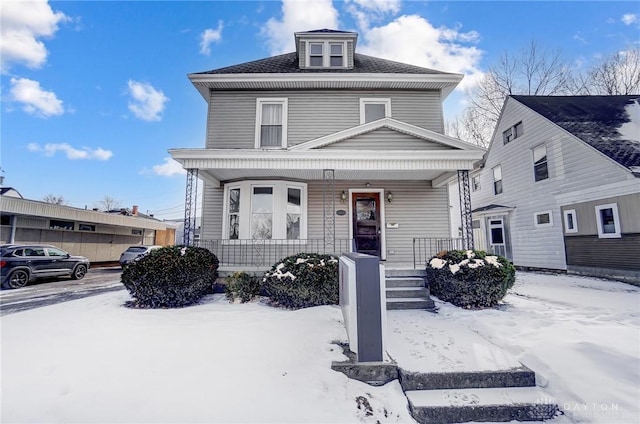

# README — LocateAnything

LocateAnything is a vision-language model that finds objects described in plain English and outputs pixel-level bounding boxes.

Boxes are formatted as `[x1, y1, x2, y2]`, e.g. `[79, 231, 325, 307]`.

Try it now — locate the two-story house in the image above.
[470, 95, 640, 284]
[169, 29, 485, 270]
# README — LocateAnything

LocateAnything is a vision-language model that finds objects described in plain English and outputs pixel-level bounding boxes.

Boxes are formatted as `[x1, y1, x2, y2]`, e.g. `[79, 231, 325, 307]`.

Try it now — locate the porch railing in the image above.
[197, 238, 353, 267]
[413, 237, 464, 268]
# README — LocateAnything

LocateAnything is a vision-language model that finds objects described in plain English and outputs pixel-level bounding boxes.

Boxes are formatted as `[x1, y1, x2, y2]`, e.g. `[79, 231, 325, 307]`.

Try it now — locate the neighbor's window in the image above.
[533, 144, 549, 182]
[534, 211, 553, 228]
[360, 98, 391, 124]
[131, 229, 143, 236]
[78, 223, 96, 232]
[492, 165, 503, 195]
[228, 188, 240, 239]
[50, 219, 74, 230]
[224, 181, 307, 241]
[472, 175, 481, 192]
[255, 98, 288, 148]
[563, 209, 578, 233]
[503, 121, 523, 144]
[595, 203, 621, 238]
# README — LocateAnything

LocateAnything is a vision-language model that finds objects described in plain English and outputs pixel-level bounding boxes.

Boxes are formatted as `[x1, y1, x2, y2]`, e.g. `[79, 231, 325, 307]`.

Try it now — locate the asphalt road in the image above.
[0, 267, 124, 317]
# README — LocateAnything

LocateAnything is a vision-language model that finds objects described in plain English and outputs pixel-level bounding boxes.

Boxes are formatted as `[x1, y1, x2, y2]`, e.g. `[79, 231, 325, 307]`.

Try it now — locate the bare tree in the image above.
[95, 196, 121, 212]
[43, 194, 68, 205]
[585, 48, 640, 95]
[451, 41, 576, 146]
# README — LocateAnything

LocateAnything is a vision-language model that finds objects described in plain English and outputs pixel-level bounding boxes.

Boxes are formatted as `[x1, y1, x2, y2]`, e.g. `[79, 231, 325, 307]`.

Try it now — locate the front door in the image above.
[352, 192, 381, 257]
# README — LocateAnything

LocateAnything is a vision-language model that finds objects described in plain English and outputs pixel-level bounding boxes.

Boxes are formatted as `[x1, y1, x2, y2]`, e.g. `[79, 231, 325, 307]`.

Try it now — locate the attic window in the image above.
[309, 43, 323, 67]
[503, 121, 523, 144]
[306, 41, 346, 68]
[360, 98, 391, 124]
[329, 43, 343, 66]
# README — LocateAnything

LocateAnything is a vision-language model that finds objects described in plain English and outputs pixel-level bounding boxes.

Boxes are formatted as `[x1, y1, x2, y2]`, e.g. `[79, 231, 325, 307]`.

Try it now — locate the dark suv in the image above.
[0, 244, 90, 289]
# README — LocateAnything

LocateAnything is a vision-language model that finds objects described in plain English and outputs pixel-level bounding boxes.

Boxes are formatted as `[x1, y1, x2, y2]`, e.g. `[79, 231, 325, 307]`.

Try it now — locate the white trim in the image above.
[221, 180, 307, 241]
[554, 179, 640, 206]
[359, 98, 391, 124]
[289, 117, 485, 152]
[595, 203, 621, 238]
[254, 98, 288, 149]
[534, 210, 553, 228]
[563, 209, 578, 233]
[348, 188, 387, 260]
[304, 40, 347, 68]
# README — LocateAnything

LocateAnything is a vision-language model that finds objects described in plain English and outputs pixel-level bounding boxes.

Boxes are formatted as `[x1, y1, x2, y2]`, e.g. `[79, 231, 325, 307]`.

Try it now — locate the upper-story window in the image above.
[360, 98, 391, 124]
[533, 143, 549, 182]
[492, 165, 503, 195]
[503, 121, 523, 144]
[255, 98, 288, 148]
[472, 175, 481, 192]
[306, 41, 347, 68]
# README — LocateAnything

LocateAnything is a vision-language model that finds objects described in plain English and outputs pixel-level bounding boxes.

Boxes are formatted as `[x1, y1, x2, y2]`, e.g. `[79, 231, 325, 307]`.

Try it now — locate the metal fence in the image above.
[413, 237, 464, 268]
[197, 238, 353, 267]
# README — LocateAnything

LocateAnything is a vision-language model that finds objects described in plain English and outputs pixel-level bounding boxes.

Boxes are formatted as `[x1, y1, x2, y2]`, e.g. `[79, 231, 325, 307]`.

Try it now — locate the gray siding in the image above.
[561, 193, 640, 236]
[565, 234, 640, 271]
[470, 97, 637, 270]
[200, 182, 224, 240]
[322, 128, 454, 150]
[207, 90, 444, 149]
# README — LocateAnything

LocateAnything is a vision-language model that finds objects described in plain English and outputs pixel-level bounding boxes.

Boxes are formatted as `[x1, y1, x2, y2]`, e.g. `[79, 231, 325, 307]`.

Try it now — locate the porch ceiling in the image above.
[169, 148, 483, 186]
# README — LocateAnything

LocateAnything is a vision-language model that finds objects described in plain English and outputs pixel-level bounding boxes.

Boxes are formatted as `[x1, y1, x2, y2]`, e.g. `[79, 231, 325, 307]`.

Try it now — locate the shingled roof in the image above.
[194, 52, 448, 75]
[512, 95, 640, 172]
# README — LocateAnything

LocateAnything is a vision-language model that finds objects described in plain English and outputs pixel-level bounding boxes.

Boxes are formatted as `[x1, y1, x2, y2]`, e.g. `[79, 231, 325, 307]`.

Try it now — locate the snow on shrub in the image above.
[425, 249, 515, 308]
[262, 253, 339, 309]
[121, 246, 219, 308]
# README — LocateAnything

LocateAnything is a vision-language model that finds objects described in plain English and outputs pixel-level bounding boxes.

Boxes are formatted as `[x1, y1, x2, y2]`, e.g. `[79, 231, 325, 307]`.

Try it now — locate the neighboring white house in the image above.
[470, 95, 640, 284]
[1, 189, 176, 262]
[169, 29, 485, 269]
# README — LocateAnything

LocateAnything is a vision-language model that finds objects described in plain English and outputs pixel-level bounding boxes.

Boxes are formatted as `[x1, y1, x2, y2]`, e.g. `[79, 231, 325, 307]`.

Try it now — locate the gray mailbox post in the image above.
[339, 252, 386, 362]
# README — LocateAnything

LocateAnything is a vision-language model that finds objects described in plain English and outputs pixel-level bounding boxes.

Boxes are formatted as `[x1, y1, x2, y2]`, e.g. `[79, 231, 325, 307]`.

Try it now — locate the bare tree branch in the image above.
[43, 194, 67, 205]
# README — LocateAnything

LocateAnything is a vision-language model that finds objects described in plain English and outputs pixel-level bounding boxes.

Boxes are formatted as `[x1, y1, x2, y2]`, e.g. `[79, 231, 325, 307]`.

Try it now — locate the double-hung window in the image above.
[309, 43, 323, 66]
[533, 144, 549, 182]
[472, 175, 481, 192]
[329, 43, 343, 66]
[306, 41, 346, 68]
[223, 181, 307, 241]
[255, 98, 288, 148]
[595, 203, 621, 238]
[492, 165, 503, 195]
[360, 98, 391, 124]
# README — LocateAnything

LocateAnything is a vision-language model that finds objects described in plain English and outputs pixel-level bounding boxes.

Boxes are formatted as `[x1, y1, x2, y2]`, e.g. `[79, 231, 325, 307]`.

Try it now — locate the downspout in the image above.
[9, 215, 16, 244]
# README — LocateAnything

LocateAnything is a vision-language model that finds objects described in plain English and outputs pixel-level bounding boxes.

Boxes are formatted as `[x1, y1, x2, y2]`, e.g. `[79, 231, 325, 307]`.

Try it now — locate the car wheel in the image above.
[72, 264, 88, 280]
[5, 270, 29, 289]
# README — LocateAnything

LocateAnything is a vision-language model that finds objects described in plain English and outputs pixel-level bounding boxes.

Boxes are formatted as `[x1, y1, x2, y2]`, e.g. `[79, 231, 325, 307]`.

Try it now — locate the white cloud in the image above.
[152, 157, 186, 177]
[126, 80, 169, 122]
[621, 13, 638, 25]
[358, 15, 484, 90]
[27, 143, 113, 160]
[346, 0, 400, 31]
[262, 0, 339, 54]
[200, 20, 224, 55]
[0, 0, 69, 73]
[9, 77, 64, 117]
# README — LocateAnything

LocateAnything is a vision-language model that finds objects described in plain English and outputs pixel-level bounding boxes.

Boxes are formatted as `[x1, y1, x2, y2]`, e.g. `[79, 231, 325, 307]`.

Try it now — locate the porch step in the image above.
[385, 268, 426, 278]
[386, 298, 435, 310]
[386, 276, 425, 288]
[406, 386, 558, 424]
[399, 367, 536, 391]
[386, 287, 429, 298]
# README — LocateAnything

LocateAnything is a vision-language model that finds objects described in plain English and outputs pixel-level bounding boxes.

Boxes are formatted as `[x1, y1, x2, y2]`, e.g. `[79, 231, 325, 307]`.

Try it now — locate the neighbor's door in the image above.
[352, 192, 381, 257]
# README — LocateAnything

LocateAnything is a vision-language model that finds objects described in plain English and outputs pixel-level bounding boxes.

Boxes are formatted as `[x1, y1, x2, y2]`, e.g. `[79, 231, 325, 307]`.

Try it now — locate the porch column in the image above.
[323, 169, 336, 252]
[457, 170, 474, 250]
[183, 168, 198, 246]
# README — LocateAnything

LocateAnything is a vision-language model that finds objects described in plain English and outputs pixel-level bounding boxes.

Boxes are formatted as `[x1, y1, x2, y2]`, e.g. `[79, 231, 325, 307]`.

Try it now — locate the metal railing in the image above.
[413, 237, 464, 268]
[197, 238, 353, 267]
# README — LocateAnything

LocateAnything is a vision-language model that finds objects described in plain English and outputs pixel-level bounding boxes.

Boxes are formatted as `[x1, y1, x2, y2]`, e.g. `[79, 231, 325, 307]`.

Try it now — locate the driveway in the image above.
[0, 267, 124, 316]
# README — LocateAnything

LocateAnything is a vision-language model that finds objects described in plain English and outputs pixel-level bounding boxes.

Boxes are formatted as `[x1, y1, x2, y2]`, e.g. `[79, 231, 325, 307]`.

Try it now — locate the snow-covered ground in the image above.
[1, 272, 638, 423]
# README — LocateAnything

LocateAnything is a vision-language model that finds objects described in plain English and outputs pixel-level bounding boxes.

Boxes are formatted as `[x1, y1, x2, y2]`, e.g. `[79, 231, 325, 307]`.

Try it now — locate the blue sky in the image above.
[1, 0, 638, 221]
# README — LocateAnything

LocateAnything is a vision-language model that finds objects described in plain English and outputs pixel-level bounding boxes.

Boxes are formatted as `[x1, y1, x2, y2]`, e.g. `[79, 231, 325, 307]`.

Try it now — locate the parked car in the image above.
[119, 245, 162, 267]
[0, 244, 90, 289]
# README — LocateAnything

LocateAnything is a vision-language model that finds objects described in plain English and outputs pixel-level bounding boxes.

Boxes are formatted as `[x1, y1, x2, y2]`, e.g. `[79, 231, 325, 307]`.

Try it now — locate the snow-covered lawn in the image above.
[1, 272, 638, 423]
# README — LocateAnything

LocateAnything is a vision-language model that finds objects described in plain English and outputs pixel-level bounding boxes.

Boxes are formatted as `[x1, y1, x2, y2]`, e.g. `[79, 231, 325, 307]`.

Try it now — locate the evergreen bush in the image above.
[425, 249, 515, 308]
[225, 271, 261, 303]
[262, 253, 339, 309]
[121, 246, 219, 308]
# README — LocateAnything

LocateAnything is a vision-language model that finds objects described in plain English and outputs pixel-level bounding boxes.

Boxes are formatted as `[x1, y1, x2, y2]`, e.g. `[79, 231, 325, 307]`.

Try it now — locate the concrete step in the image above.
[386, 287, 429, 298]
[399, 367, 536, 391]
[386, 297, 435, 310]
[385, 268, 426, 278]
[386, 276, 425, 288]
[406, 386, 559, 424]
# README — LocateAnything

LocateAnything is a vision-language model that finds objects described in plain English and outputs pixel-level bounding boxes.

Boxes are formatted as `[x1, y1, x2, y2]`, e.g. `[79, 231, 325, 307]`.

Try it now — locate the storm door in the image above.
[351, 192, 381, 257]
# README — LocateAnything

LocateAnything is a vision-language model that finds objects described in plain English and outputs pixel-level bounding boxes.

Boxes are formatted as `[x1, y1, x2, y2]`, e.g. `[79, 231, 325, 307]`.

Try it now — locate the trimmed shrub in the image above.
[425, 249, 515, 308]
[121, 246, 219, 308]
[225, 271, 261, 303]
[262, 253, 339, 309]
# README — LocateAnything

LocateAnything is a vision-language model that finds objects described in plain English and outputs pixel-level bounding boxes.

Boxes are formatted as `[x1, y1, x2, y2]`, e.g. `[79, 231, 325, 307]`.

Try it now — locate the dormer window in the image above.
[305, 41, 346, 68]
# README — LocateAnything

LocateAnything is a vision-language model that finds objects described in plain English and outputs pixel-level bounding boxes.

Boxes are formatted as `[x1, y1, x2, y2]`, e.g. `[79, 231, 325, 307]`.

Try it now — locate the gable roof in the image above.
[512, 95, 640, 172]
